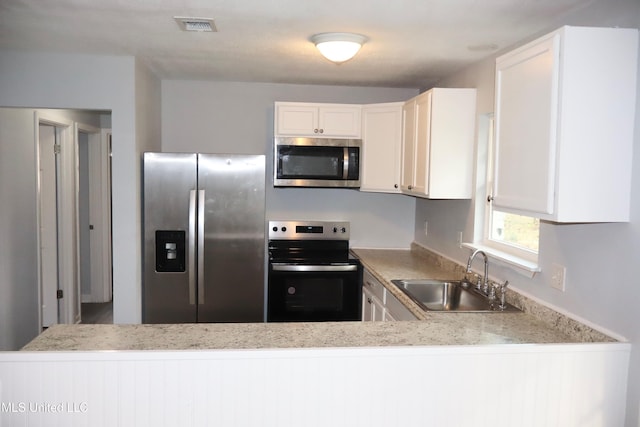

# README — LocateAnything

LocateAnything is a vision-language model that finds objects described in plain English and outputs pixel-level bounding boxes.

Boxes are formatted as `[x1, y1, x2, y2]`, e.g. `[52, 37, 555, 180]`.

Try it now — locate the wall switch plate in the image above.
[424, 221, 428, 237]
[551, 263, 566, 291]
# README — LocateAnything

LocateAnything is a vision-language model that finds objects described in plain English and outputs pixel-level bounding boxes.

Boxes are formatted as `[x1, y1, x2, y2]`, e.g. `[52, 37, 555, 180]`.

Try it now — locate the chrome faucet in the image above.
[466, 249, 489, 294]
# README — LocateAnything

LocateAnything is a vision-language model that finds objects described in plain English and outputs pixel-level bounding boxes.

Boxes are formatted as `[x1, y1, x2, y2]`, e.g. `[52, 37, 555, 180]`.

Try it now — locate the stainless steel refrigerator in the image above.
[142, 152, 266, 323]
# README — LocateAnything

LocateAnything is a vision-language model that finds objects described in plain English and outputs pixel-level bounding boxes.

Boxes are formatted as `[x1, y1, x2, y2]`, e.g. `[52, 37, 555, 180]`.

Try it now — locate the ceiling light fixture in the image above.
[310, 32, 368, 64]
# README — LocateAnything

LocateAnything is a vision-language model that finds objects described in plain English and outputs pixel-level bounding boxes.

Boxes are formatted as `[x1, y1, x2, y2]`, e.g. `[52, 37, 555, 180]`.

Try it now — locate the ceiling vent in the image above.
[174, 17, 217, 32]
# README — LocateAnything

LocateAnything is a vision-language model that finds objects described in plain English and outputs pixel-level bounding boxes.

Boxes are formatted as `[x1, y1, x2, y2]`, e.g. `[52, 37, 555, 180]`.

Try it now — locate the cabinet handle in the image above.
[319, 128, 324, 134]
[487, 195, 494, 203]
[314, 128, 319, 133]
[408, 185, 413, 190]
[367, 297, 372, 304]
[394, 184, 398, 189]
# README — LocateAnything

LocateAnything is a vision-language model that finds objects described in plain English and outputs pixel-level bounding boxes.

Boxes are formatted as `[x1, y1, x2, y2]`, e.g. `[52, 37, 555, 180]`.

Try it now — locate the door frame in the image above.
[36, 121, 61, 328]
[34, 111, 76, 326]
[100, 129, 113, 302]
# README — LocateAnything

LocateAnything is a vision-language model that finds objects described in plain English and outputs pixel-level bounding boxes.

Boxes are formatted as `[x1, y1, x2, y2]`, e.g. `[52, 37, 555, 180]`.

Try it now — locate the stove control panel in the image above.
[268, 220, 350, 240]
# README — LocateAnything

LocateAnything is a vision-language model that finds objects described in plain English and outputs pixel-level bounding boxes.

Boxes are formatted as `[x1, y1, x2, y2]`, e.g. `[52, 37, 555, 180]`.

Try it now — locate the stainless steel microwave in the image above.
[273, 137, 361, 188]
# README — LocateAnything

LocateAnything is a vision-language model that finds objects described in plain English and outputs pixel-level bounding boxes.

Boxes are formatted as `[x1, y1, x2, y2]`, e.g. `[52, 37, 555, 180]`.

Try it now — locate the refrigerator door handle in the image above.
[197, 189, 206, 305]
[188, 190, 197, 305]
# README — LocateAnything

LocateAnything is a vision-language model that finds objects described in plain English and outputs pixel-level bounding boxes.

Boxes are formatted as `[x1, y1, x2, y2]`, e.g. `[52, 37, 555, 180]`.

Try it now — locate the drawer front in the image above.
[363, 270, 385, 301]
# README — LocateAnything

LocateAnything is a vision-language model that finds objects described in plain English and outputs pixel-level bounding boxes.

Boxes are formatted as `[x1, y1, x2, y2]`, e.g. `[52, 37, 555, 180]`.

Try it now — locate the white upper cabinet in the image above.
[401, 88, 477, 199]
[360, 102, 404, 193]
[493, 26, 638, 222]
[274, 102, 362, 138]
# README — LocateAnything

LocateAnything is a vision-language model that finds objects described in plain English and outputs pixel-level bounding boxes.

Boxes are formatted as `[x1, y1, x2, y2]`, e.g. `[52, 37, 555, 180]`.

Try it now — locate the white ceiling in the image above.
[0, 0, 594, 88]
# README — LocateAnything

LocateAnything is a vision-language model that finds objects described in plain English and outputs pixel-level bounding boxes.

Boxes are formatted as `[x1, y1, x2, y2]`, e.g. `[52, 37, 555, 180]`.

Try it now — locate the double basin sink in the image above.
[390, 279, 520, 313]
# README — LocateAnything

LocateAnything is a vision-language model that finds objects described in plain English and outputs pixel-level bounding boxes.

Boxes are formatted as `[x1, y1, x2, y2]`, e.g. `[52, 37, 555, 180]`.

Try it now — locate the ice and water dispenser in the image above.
[155, 230, 186, 272]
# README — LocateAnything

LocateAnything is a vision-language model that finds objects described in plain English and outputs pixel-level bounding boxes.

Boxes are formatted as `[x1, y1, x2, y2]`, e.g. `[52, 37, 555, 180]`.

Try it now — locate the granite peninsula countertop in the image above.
[25, 313, 580, 351]
[22, 245, 615, 352]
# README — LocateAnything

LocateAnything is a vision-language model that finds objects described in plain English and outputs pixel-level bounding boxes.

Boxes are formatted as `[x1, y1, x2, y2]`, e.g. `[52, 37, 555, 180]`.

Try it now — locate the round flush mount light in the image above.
[310, 32, 368, 64]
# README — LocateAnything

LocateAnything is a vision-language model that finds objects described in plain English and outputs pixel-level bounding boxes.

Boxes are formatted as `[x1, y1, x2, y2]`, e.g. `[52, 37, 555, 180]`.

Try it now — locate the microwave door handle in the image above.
[343, 147, 349, 179]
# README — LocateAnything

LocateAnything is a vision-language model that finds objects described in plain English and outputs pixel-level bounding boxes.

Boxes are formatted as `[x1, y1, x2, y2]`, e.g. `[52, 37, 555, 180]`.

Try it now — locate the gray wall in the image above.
[414, 0, 640, 425]
[0, 51, 162, 332]
[161, 81, 418, 248]
[0, 108, 103, 349]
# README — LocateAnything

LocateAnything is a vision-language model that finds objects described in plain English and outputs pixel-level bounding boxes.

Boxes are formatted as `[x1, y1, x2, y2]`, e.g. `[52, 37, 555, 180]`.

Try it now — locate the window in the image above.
[481, 115, 539, 263]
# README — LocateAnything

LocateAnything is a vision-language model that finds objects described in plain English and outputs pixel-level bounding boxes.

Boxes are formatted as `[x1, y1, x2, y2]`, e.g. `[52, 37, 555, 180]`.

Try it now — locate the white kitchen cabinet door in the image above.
[318, 105, 362, 137]
[274, 102, 362, 138]
[383, 310, 396, 321]
[360, 102, 404, 193]
[362, 269, 417, 321]
[362, 270, 385, 321]
[384, 290, 417, 321]
[493, 33, 559, 215]
[362, 287, 384, 321]
[493, 26, 638, 222]
[401, 88, 476, 199]
[275, 104, 317, 136]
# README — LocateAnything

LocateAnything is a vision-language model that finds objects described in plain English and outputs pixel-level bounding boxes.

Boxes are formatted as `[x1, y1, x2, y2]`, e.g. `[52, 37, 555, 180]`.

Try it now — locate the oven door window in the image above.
[277, 146, 345, 180]
[268, 268, 362, 322]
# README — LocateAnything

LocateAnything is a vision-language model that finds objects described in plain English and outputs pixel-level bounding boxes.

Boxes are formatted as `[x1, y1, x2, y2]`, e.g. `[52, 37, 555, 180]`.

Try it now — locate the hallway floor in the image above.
[81, 301, 113, 324]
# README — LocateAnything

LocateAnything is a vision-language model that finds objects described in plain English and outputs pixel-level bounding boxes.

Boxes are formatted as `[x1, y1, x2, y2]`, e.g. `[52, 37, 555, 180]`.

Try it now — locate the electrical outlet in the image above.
[457, 231, 463, 248]
[424, 221, 428, 237]
[551, 263, 566, 291]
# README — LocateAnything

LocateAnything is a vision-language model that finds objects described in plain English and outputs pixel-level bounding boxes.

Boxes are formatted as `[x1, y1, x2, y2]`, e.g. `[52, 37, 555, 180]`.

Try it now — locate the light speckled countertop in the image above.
[22, 245, 614, 352]
[24, 313, 577, 351]
[353, 245, 615, 343]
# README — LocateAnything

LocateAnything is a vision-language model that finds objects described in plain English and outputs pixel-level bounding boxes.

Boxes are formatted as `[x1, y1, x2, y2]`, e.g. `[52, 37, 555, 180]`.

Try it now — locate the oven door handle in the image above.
[271, 263, 359, 272]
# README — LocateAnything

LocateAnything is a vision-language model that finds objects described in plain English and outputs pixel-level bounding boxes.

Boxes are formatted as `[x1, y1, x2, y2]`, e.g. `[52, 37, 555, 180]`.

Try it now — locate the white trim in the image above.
[34, 114, 44, 330]
[34, 112, 76, 328]
[58, 121, 78, 324]
[479, 114, 540, 264]
[100, 129, 113, 302]
[462, 242, 540, 278]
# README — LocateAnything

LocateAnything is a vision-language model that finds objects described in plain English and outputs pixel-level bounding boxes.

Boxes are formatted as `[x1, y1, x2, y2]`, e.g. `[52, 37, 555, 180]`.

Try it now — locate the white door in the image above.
[38, 124, 60, 327]
[37, 113, 79, 325]
[78, 125, 112, 304]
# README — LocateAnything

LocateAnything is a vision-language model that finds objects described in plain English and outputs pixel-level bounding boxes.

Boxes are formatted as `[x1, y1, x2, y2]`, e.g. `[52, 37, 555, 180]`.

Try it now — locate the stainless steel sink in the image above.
[390, 279, 520, 312]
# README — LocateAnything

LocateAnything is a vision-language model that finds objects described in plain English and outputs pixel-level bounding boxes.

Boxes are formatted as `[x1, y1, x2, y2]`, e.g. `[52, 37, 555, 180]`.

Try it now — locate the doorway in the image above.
[36, 111, 113, 327]
[78, 125, 113, 323]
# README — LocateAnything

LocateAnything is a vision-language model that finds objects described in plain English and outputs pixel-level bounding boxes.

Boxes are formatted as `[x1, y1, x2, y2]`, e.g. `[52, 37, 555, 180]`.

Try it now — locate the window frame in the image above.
[481, 115, 539, 264]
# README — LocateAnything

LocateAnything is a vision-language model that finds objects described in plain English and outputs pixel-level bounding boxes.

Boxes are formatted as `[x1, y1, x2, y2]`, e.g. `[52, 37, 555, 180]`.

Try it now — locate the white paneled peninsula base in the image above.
[6, 246, 629, 427]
